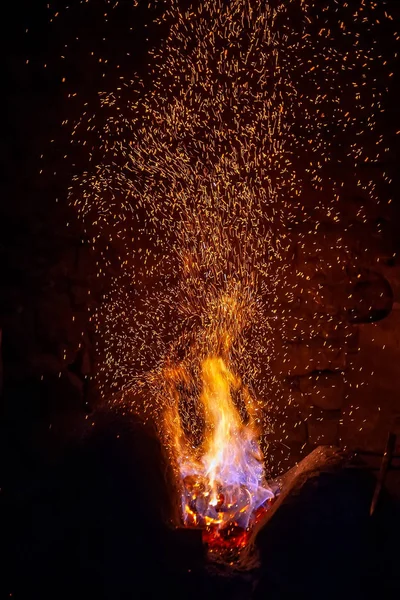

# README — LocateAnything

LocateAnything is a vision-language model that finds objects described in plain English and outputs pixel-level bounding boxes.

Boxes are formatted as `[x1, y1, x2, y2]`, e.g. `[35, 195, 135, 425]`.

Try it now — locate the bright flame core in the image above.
[166, 356, 274, 544]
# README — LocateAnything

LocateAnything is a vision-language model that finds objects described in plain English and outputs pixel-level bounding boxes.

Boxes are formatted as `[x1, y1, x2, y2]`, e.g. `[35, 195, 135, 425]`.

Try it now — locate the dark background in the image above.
[1, 1, 400, 598]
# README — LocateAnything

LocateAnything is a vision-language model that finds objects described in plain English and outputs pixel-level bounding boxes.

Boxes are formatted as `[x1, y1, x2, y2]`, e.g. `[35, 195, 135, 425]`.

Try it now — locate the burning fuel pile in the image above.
[62, 0, 395, 556]
[165, 356, 276, 555]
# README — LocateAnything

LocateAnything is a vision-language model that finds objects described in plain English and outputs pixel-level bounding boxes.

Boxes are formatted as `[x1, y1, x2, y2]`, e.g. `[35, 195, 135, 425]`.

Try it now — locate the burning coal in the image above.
[165, 356, 276, 552]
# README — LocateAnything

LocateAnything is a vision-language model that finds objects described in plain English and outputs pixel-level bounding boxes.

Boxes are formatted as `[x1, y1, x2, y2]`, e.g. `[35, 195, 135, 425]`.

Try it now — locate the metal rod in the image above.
[370, 432, 397, 517]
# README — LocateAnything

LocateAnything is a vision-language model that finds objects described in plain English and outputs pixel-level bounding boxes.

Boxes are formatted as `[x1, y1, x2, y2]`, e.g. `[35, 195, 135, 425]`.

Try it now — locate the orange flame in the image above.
[165, 355, 274, 548]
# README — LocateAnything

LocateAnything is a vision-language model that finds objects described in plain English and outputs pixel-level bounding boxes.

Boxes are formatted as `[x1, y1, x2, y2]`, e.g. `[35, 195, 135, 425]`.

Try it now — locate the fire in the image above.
[165, 356, 275, 553]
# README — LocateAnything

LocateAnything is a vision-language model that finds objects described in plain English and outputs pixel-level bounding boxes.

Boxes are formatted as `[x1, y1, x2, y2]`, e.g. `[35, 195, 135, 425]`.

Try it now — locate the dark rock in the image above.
[70, 284, 89, 307]
[273, 404, 307, 444]
[295, 230, 350, 283]
[345, 324, 360, 353]
[275, 340, 346, 376]
[307, 410, 340, 446]
[299, 372, 344, 410]
[272, 308, 343, 342]
[47, 246, 78, 281]
[75, 245, 95, 283]
[295, 283, 338, 315]
[30, 353, 63, 376]
[66, 371, 84, 396]
[378, 264, 400, 303]
[35, 291, 75, 350]
[348, 270, 393, 324]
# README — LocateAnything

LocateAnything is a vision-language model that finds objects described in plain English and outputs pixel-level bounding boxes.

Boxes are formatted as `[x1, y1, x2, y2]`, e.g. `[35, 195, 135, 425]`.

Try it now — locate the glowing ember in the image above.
[166, 356, 275, 551]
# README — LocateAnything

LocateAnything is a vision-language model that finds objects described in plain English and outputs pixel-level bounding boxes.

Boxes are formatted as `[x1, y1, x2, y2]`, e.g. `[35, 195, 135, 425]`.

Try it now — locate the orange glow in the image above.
[165, 355, 275, 553]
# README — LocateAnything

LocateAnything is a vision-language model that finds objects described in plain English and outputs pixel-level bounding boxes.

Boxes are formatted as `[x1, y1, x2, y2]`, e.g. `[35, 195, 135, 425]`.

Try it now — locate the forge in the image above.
[166, 441, 371, 595]
[164, 356, 279, 560]
[161, 354, 362, 573]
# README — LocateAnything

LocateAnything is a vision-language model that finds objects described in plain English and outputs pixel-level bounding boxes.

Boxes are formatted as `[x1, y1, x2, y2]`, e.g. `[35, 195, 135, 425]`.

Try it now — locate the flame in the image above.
[165, 355, 275, 551]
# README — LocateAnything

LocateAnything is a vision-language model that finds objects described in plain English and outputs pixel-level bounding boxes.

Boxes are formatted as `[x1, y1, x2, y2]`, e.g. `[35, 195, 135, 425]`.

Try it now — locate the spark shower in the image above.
[65, 0, 395, 543]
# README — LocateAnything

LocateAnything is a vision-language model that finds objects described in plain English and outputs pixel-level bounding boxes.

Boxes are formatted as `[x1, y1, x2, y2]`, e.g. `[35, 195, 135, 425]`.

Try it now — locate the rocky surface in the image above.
[268, 212, 400, 470]
[299, 372, 345, 410]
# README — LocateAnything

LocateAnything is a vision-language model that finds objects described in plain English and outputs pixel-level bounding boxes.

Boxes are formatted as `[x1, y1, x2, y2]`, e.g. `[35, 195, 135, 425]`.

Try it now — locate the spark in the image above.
[45, 0, 397, 476]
